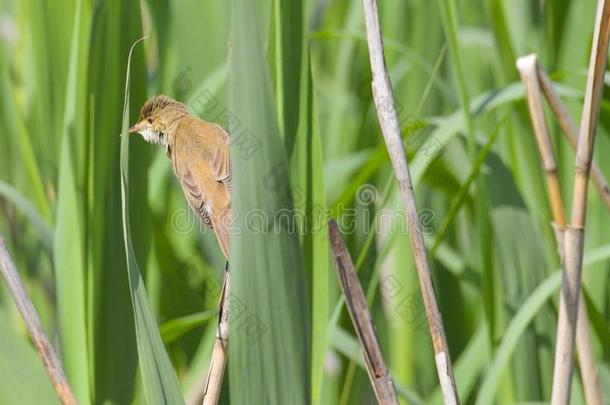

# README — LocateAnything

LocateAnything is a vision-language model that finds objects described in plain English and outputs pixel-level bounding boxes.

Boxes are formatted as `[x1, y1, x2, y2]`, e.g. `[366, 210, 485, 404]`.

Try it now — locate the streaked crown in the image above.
[140, 95, 186, 120]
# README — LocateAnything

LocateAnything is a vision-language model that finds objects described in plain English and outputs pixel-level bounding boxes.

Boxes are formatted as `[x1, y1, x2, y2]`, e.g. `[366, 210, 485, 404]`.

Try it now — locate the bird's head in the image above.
[130, 95, 187, 146]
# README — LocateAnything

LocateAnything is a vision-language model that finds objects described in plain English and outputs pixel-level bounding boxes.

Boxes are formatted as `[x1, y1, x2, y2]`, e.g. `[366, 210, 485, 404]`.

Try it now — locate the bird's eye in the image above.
[147, 117, 153, 124]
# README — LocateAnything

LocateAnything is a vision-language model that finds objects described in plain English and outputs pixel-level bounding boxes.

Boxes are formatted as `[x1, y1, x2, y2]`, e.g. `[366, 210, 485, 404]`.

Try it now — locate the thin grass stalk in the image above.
[0, 238, 77, 405]
[438, 0, 475, 158]
[536, 68, 610, 211]
[552, 1, 610, 403]
[438, 0, 498, 346]
[517, 54, 602, 405]
[202, 268, 230, 405]
[360, 1, 459, 403]
[328, 220, 398, 405]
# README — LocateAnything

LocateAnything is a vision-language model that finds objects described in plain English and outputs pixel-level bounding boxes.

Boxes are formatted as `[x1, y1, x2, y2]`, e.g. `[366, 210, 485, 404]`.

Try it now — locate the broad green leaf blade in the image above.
[119, 39, 185, 405]
[292, 57, 330, 405]
[285, 1, 330, 402]
[53, 0, 92, 401]
[229, 0, 311, 403]
[85, 1, 147, 401]
[272, 0, 303, 154]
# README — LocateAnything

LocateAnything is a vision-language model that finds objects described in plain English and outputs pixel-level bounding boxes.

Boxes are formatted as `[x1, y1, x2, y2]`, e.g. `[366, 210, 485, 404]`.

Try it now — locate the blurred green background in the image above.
[0, 0, 609, 404]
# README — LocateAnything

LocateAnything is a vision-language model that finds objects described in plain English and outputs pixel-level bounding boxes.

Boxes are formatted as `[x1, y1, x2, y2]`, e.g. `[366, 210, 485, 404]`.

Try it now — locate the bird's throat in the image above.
[141, 127, 167, 147]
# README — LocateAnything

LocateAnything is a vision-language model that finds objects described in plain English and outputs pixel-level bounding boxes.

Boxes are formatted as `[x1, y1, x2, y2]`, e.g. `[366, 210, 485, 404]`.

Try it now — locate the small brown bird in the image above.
[130, 95, 231, 260]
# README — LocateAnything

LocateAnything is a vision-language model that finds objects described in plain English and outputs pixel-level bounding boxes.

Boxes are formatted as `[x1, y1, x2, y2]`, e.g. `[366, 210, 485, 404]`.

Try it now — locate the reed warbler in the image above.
[130, 95, 231, 260]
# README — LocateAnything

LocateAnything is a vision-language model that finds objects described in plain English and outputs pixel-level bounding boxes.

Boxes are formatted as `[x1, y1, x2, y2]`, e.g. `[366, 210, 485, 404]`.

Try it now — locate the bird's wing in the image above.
[208, 123, 232, 192]
[171, 117, 231, 260]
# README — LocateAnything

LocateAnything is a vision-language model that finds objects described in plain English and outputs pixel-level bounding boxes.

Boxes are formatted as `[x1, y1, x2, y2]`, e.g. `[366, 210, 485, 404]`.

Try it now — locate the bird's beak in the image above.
[129, 121, 143, 134]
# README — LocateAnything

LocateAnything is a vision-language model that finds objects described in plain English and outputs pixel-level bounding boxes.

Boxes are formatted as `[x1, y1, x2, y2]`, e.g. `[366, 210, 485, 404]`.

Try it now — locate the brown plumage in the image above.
[130, 95, 231, 260]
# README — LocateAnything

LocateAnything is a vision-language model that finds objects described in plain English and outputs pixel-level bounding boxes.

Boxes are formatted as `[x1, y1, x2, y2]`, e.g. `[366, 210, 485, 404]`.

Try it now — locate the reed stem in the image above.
[360, 0, 460, 402]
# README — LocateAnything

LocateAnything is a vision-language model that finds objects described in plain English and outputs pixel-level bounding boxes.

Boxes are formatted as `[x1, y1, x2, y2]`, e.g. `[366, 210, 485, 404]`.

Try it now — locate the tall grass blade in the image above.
[85, 2, 151, 402]
[229, 0, 311, 402]
[272, 0, 303, 154]
[53, 0, 93, 401]
[119, 38, 185, 405]
[289, 8, 330, 402]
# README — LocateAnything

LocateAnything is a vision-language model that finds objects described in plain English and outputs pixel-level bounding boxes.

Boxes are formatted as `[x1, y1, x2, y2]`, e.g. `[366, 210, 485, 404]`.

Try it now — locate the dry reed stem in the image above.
[516, 55, 566, 224]
[553, 226, 586, 405]
[329, 220, 399, 405]
[537, 68, 610, 211]
[517, 54, 602, 405]
[551, 1, 610, 403]
[552, 228, 601, 405]
[537, 65, 610, 405]
[360, 0, 459, 403]
[202, 268, 230, 405]
[574, 293, 601, 405]
[0, 238, 77, 405]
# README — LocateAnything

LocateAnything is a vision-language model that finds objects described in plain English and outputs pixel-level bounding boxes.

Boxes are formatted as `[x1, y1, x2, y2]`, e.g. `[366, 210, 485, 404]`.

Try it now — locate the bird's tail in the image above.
[212, 211, 230, 261]
[210, 204, 231, 261]
[215, 228, 230, 261]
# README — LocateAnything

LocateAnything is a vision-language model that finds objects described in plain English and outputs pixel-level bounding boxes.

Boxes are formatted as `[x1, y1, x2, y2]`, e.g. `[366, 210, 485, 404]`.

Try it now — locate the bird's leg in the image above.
[202, 262, 230, 405]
